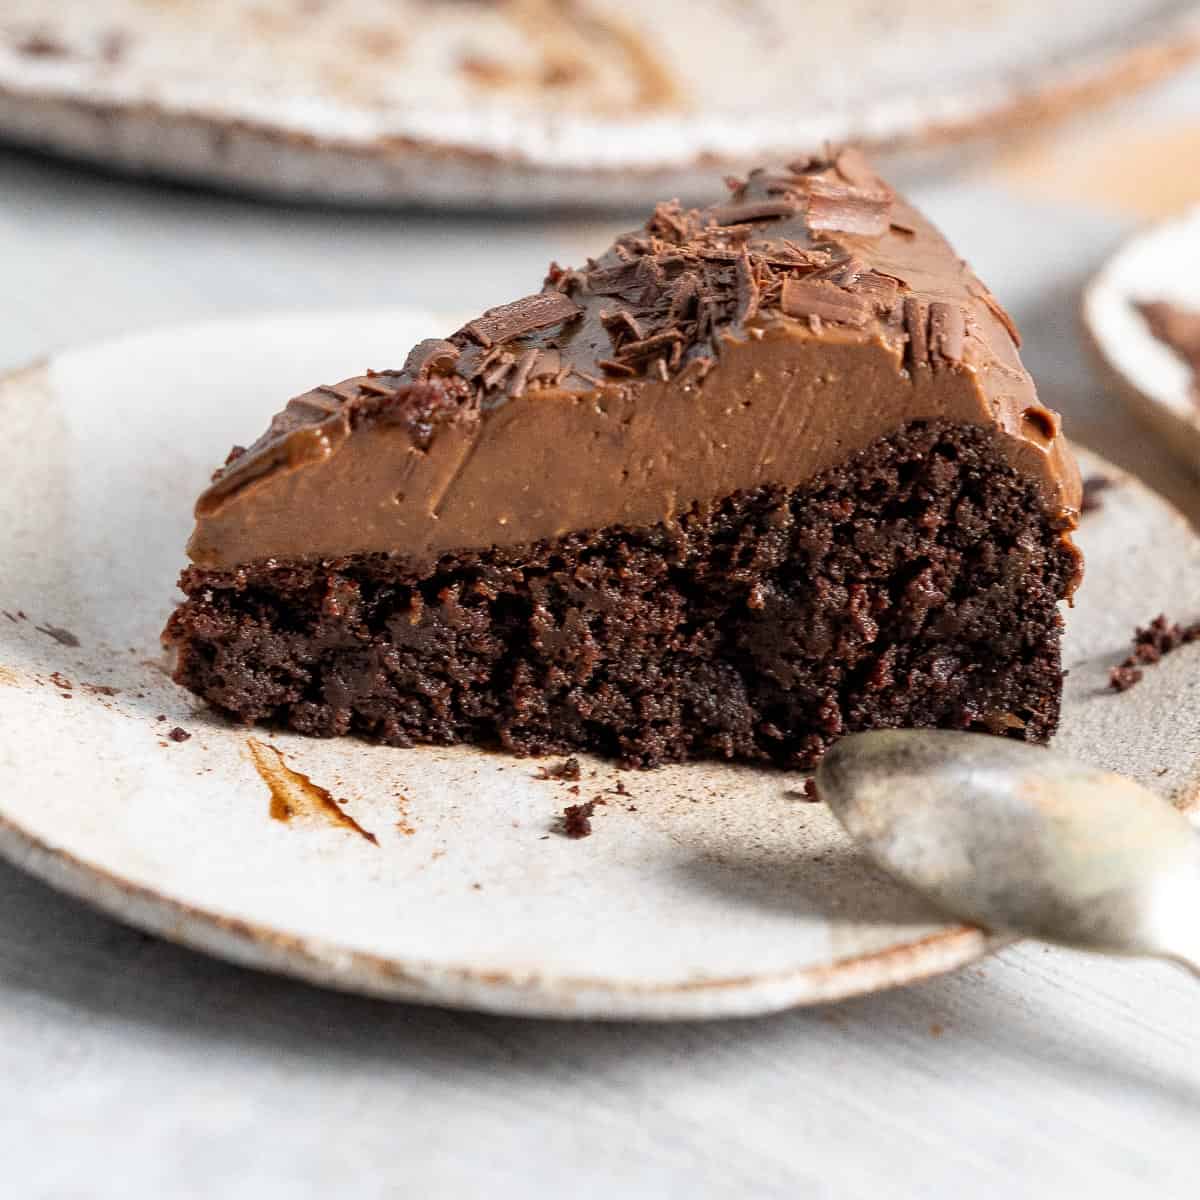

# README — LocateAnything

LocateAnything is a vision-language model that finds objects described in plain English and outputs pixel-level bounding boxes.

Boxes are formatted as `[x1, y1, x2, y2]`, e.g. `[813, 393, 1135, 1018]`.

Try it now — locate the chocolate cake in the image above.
[164, 151, 1082, 769]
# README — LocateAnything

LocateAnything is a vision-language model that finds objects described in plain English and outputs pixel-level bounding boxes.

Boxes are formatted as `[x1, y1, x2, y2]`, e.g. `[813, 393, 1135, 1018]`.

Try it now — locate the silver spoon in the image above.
[816, 730, 1200, 977]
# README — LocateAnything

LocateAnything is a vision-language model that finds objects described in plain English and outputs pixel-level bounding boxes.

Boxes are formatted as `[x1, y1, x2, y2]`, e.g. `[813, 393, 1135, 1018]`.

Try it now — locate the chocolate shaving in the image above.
[706, 199, 798, 227]
[615, 330, 684, 363]
[647, 201, 694, 243]
[668, 272, 700, 322]
[315, 380, 361, 403]
[293, 391, 344, 417]
[544, 261, 585, 295]
[834, 256, 867, 287]
[928, 302, 966, 365]
[461, 291, 580, 348]
[904, 297, 930, 369]
[600, 308, 645, 345]
[855, 271, 901, 314]
[507, 348, 539, 398]
[403, 338, 459, 379]
[780, 278, 870, 328]
[597, 359, 638, 378]
[761, 174, 811, 195]
[735, 248, 760, 324]
[482, 356, 514, 391]
[587, 259, 652, 303]
[805, 181, 892, 236]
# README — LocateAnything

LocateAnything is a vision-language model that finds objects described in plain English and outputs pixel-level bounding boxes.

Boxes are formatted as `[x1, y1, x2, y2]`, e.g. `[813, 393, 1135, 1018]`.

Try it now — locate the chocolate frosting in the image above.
[188, 150, 1081, 572]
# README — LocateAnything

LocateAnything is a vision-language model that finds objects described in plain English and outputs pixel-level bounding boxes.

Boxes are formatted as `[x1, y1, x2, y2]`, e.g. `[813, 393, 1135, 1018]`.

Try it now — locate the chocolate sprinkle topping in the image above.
[403, 339, 459, 379]
[186, 148, 1081, 575]
[904, 297, 930, 370]
[707, 199, 800, 227]
[929, 302, 966, 366]
[461, 291, 581, 348]
[780, 278, 870, 327]
[805, 181, 893, 237]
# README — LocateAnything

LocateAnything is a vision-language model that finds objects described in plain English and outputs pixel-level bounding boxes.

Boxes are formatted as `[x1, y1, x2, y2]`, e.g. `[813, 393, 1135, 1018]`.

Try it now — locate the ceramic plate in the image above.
[1, 1, 1198, 208]
[1, 309, 1199, 1021]
[1084, 204, 1200, 476]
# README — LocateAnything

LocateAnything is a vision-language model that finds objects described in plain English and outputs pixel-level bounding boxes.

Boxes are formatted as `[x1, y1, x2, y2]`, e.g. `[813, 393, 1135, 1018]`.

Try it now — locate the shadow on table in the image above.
[1, 851, 1198, 1119]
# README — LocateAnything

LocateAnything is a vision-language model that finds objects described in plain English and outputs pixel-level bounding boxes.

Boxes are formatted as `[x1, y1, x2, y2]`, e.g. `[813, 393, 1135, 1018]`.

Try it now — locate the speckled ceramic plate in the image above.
[1084, 204, 1200, 475]
[1, 309, 1199, 1020]
[1, 1, 1199, 208]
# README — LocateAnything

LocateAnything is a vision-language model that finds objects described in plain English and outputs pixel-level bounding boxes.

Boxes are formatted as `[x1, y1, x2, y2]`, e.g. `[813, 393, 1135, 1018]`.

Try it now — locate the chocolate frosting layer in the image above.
[188, 150, 1081, 571]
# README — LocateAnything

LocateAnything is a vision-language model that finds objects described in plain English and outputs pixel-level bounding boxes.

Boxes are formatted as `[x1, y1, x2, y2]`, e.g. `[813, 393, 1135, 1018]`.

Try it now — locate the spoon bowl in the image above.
[816, 731, 1200, 974]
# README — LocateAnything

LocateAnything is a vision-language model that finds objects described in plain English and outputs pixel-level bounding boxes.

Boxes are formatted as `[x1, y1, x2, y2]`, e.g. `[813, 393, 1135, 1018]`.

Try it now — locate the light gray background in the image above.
[3, 69, 1200, 1200]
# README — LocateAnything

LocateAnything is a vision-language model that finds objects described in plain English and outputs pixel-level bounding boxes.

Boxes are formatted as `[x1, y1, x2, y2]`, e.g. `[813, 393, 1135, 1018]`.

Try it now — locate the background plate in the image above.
[1084, 204, 1200, 476]
[0, 1, 1199, 208]
[1, 309, 1199, 1020]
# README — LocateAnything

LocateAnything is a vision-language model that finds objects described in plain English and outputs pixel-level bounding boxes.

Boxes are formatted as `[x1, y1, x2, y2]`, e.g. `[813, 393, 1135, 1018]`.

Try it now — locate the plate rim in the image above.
[0, 803, 998, 1020]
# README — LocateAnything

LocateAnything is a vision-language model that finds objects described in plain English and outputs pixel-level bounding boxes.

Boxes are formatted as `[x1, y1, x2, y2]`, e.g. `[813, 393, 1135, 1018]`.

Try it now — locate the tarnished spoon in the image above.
[816, 730, 1200, 976]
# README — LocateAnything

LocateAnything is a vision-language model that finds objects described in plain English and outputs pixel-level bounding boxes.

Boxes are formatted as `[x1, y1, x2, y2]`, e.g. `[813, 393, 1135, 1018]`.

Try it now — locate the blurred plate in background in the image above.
[0, 0, 1198, 209]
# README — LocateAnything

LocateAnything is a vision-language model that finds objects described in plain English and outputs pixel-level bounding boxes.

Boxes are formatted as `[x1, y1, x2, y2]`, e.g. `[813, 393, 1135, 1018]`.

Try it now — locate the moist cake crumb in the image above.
[537, 756, 582, 782]
[1109, 664, 1143, 692]
[1109, 613, 1200, 691]
[167, 726, 192, 742]
[561, 798, 599, 838]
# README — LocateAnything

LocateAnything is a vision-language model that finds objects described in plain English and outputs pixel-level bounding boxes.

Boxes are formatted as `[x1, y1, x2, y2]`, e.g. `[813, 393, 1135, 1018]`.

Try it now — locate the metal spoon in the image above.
[816, 730, 1200, 977]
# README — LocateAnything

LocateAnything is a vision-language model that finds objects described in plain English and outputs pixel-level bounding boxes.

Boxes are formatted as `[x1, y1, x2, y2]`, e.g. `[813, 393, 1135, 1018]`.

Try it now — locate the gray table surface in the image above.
[4, 69, 1200, 1200]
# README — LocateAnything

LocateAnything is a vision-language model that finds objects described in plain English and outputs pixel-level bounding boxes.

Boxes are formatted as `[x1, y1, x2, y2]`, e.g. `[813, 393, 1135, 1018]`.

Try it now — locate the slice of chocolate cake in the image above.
[164, 151, 1082, 768]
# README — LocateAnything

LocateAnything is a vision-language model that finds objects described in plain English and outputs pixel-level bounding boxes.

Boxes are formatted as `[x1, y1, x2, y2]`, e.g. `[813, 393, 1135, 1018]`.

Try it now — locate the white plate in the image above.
[1084, 204, 1200, 475]
[1, 1, 1199, 208]
[1, 309, 1198, 1020]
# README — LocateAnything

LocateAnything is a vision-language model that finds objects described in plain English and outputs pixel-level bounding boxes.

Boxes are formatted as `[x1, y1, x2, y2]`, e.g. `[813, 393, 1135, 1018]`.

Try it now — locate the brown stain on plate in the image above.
[395, 793, 415, 837]
[35, 623, 79, 647]
[246, 737, 378, 845]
